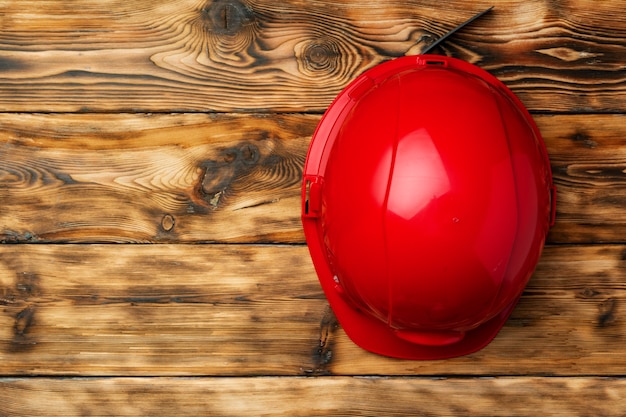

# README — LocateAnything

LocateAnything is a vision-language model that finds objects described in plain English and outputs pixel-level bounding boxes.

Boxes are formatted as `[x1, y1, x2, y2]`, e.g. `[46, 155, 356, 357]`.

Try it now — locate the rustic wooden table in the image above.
[1, 0, 625, 415]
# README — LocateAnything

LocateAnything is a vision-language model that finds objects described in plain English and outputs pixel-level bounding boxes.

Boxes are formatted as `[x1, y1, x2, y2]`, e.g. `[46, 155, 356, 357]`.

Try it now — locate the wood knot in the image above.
[239, 143, 260, 166]
[197, 142, 261, 209]
[578, 287, 601, 298]
[10, 305, 38, 351]
[570, 131, 598, 149]
[161, 214, 175, 232]
[307, 306, 339, 375]
[15, 306, 35, 336]
[299, 40, 341, 75]
[202, 0, 254, 36]
[598, 298, 618, 328]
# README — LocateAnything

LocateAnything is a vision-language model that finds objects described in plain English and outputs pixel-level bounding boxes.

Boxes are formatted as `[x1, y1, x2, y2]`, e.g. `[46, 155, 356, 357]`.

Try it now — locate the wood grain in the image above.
[0, 244, 324, 375]
[1, 0, 626, 411]
[1, 376, 625, 416]
[2, 113, 626, 244]
[1, 243, 625, 376]
[0, 0, 625, 112]
[0, 113, 317, 243]
[541, 114, 626, 243]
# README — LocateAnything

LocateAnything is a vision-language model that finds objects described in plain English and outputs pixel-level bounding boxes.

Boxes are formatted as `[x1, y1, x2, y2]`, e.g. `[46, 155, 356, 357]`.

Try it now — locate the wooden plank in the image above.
[2, 113, 626, 244]
[1, 376, 625, 416]
[0, 0, 625, 112]
[0, 113, 317, 243]
[0, 244, 324, 375]
[541, 114, 626, 243]
[1, 243, 626, 376]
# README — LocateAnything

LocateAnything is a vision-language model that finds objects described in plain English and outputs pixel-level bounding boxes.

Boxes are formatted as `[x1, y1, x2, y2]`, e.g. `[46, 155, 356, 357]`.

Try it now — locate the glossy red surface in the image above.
[302, 55, 555, 359]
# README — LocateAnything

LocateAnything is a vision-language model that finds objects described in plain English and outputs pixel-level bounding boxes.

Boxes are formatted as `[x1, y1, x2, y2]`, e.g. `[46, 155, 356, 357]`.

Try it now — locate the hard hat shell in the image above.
[302, 55, 556, 360]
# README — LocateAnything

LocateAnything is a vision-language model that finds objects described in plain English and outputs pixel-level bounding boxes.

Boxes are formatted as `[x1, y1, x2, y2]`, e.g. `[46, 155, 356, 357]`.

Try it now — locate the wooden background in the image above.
[1, 0, 626, 415]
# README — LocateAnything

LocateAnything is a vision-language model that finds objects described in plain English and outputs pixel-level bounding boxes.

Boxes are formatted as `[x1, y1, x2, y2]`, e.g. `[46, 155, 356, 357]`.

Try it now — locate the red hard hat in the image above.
[302, 55, 556, 360]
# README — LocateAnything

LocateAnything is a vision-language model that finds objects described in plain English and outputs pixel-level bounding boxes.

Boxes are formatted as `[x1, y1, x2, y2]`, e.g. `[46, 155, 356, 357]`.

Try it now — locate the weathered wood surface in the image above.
[2, 113, 626, 244]
[0, 0, 625, 113]
[2, 0, 626, 415]
[0, 113, 316, 243]
[1, 377, 625, 417]
[0, 244, 625, 376]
